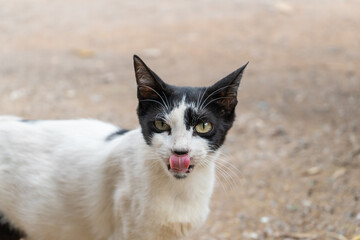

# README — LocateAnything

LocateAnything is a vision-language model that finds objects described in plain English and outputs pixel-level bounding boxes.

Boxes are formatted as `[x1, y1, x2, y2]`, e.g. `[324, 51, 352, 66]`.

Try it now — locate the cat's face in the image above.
[134, 56, 247, 179]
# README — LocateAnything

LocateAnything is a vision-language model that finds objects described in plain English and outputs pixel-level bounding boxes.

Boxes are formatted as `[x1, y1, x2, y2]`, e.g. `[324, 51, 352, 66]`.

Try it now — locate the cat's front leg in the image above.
[155, 222, 193, 240]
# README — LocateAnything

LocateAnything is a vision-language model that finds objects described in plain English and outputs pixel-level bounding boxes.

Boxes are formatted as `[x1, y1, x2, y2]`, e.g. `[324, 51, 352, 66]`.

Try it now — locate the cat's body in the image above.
[0, 119, 213, 240]
[0, 56, 247, 240]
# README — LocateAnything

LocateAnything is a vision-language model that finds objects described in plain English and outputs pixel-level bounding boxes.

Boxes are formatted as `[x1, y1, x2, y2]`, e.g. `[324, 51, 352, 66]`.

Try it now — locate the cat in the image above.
[0, 55, 248, 240]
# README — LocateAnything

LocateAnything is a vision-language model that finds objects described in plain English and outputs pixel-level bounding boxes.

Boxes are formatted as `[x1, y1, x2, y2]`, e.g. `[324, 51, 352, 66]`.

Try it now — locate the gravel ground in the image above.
[1, 0, 359, 239]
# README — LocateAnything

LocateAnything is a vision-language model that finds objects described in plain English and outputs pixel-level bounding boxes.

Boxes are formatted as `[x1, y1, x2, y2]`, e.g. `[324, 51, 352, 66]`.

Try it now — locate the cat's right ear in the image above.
[205, 62, 248, 115]
[133, 55, 167, 100]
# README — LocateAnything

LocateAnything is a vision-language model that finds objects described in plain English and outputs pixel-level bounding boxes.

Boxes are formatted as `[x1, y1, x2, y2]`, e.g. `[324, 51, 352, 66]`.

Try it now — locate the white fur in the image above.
[0, 105, 218, 240]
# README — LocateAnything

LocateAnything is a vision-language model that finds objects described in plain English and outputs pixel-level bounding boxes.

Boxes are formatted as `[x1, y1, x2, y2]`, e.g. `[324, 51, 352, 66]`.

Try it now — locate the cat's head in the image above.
[134, 55, 248, 179]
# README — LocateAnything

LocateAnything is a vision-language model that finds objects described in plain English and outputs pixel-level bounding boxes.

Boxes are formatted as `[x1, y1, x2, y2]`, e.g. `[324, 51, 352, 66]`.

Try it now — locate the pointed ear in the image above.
[133, 55, 167, 100]
[206, 62, 248, 114]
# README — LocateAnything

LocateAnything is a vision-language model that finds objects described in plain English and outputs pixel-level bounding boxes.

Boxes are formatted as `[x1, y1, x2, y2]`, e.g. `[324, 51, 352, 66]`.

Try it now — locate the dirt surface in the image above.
[1, 0, 359, 239]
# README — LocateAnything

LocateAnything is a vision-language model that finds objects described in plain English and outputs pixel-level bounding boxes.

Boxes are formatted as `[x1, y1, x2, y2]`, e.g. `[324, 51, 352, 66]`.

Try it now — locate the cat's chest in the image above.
[143, 181, 210, 232]
[141, 196, 209, 240]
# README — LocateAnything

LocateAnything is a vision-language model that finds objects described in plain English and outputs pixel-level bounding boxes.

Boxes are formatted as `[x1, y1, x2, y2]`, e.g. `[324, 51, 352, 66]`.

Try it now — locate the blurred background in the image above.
[0, 0, 359, 239]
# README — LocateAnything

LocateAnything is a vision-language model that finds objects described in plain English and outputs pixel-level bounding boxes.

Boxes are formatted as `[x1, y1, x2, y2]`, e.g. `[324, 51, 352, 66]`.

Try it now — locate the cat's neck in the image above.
[108, 127, 217, 211]
[141, 139, 217, 233]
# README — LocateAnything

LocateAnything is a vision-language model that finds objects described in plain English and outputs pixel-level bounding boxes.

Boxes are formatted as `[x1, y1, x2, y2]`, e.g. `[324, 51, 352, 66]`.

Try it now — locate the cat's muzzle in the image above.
[168, 154, 194, 179]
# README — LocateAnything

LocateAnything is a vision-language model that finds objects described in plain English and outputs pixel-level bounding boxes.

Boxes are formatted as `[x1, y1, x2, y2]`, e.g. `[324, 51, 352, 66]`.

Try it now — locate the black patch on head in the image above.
[105, 129, 129, 141]
[0, 212, 26, 240]
[184, 107, 198, 130]
[133, 55, 248, 148]
[183, 104, 236, 150]
[134, 55, 173, 144]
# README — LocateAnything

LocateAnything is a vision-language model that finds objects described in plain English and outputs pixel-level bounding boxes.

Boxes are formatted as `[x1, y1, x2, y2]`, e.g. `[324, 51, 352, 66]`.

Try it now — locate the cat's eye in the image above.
[195, 122, 212, 134]
[154, 120, 171, 131]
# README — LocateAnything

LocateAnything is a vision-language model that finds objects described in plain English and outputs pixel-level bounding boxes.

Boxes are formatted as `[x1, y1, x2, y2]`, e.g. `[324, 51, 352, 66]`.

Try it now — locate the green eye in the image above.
[195, 122, 212, 134]
[154, 120, 170, 131]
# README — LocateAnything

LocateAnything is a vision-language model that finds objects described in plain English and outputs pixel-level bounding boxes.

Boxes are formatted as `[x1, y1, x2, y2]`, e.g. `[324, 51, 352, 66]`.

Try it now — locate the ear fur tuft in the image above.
[205, 62, 249, 114]
[133, 55, 167, 100]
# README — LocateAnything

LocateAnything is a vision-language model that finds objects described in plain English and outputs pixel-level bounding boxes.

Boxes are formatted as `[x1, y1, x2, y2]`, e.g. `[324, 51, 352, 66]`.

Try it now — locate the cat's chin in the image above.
[167, 164, 195, 179]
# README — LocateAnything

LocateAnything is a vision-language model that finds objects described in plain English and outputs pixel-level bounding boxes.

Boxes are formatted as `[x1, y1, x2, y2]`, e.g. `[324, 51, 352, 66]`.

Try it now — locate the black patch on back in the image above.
[0, 213, 26, 240]
[105, 129, 129, 141]
[20, 119, 37, 123]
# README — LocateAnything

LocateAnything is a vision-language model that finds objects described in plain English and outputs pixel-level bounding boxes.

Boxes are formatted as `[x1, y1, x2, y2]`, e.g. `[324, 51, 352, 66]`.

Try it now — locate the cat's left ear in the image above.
[207, 62, 249, 114]
[133, 55, 167, 101]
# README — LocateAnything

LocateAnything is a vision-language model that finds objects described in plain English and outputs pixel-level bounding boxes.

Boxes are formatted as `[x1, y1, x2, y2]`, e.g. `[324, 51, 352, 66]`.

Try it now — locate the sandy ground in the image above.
[0, 0, 359, 239]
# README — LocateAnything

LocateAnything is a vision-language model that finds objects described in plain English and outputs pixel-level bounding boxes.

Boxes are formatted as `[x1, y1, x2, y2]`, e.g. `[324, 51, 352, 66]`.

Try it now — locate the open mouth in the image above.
[167, 164, 195, 174]
[168, 154, 194, 178]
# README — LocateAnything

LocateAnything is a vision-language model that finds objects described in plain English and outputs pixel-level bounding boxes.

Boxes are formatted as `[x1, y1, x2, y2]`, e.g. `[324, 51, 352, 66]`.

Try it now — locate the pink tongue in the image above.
[169, 154, 190, 173]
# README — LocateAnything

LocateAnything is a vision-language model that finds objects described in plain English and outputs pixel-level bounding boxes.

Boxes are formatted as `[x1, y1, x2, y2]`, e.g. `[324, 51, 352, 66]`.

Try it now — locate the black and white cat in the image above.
[0, 56, 248, 240]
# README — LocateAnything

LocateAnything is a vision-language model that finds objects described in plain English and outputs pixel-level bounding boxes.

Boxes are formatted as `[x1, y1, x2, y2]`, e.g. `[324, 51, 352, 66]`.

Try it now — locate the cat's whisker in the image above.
[155, 113, 167, 123]
[201, 96, 233, 111]
[161, 91, 170, 110]
[198, 85, 225, 110]
[213, 168, 229, 192]
[215, 164, 237, 191]
[214, 152, 243, 179]
[139, 99, 167, 110]
[216, 161, 243, 180]
[215, 161, 242, 189]
[199, 152, 242, 191]
[196, 88, 208, 110]
[216, 158, 240, 174]
[199, 84, 236, 111]
[138, 85, 169, 110]
[148, 161, 161, 172]
[198, 160, 231, 192]
[216, 165, 239, 191]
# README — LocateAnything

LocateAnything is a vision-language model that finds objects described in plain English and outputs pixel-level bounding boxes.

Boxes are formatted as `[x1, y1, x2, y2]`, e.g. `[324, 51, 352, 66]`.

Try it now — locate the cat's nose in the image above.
[172, 149, 189, 156]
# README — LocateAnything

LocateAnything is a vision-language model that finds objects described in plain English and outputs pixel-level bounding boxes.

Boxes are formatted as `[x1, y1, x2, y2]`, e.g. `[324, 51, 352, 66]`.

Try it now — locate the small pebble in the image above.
[243, 231, 259, 239]
[302, 166, 321, 176]
[302, 200, 312, 207]
[260, 216, 270, 223]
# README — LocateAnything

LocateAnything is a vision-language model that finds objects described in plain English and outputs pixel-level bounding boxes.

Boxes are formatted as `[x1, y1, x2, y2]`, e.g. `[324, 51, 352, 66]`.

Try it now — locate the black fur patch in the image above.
[105, 129, 129, 141]
[20, 119, 37, 123]
[184, 107, 199, 130]
[133, 55, 248, 149]
[0, 213, 26, 240]
[184, 105, 234, 151]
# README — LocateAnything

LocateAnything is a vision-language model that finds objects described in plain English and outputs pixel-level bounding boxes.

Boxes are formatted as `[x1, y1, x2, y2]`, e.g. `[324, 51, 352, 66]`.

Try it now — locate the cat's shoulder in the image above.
[0, 116, 122, 141]
[0, 116, 117, 129]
